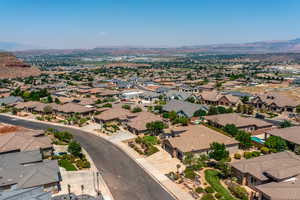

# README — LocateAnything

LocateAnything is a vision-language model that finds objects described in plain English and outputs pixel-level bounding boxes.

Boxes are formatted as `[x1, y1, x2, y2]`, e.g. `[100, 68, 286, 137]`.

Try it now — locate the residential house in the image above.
[0, 126, 53, 156]
[230, 151, 300, 200]
[163, 99, 208, 118]
[198, 91, 241, 107]
[94, 105, 134, 124]
[0, 96, 23, 106]
[0, 186, 51, 200]
[15, 102, 95, 117]
[251, 93, 299, 113]
[0, 150, 60, 192]
[139, 91, 160, 102]
[125, 111, 163, 134]
[165, 90, 194, 101]
[162, 125, 239, 160]
[205, 113, 273, 136]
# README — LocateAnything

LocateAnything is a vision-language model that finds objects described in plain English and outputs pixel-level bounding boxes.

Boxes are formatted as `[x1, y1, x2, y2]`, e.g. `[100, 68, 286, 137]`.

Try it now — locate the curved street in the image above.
[0, 115, 176, 200]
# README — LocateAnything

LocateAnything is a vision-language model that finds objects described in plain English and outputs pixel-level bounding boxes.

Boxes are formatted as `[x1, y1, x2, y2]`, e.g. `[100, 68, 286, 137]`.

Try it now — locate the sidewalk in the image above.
[1, 113, 194, 200]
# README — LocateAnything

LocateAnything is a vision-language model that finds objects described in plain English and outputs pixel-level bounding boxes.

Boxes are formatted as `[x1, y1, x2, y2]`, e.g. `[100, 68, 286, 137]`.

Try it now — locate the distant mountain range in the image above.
[4, 37, 300, 55]
[0, 42, 38, 51]
[182, 38, 300, 53]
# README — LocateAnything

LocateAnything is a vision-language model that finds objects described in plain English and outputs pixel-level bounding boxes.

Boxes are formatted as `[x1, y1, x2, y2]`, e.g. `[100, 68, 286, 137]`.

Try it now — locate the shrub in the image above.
[195, 187, 204, 194]
[102, 103, 112, 108]
[205, 186, 215, 193]
[295, 146, 300, 155]
[122, 104, 131, 110]
[260, 147, 270, 154]
[144, 145, 159, 156]
[252, 151, 261, 157]
[234, 153, 241, 159]
[228, 183, 248, 200]
[201, 193, 215, 200]
[215, 193, 223, 199]
[184, 168, 196, 180]
[132, 107, 142, 113]
[68, 141, 82, 157]
[243, 151, 260, 159]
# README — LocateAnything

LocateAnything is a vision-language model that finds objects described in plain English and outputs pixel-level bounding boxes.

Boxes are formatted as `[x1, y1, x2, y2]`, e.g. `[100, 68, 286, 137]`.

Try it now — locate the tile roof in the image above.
[163, 100, 208, 118]
[166, 125, 238, 153]
[0, 150, 59, 189]
[0, 129, 52, 154]
[231, 151, 300, 181]
[205, 113, 272, 128]
[127, 111, 163, 131]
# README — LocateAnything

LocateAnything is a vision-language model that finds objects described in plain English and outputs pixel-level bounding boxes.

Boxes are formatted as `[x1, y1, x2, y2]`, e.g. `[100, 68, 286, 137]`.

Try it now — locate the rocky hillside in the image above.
[0, 52, 41, 79]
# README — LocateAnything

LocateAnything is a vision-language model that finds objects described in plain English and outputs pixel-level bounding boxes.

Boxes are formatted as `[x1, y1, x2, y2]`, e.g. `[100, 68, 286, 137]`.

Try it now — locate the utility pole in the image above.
[96, 171, 100, 197]
[81, 185, 84, 200]
[67, 184, 71, 200]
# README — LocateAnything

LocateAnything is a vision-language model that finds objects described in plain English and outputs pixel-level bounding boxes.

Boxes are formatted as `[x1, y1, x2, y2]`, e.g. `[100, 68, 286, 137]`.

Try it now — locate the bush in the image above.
[132, 107, 142, 113]
[260, 147, 270, 154]
[122, 104, 131, 110]
[234, 153, 241, 159]
[102, 103, 112, 108]
[184, 168, 196, 180]
[228, 183, 248, 200]
[201, 193, 215, 200]
[243, 151, 260, 159]
[205, 186, 215, 193]
[68, 141, 82, 157]
[75, 159, 91, 169]
[215, 193, 223, 199]
[195, 187, 204, 194]
[144, 145, 159, 156]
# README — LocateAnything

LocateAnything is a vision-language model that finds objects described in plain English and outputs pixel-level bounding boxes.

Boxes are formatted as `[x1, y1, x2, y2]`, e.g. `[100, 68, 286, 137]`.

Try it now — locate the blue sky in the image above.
[1, 0, 300, 49]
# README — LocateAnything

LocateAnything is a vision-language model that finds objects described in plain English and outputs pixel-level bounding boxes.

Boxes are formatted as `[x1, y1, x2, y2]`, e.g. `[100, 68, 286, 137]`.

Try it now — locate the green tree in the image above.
[193, 109, 207, 117]
[47, 95, 53, 103]
[146, 121, 167, 135]
[186, 97, 195, 103]
[280, 120, 292, 128]
[265, 136, 287, 152]
[216, 106, 227, 114]
[68, 140, 82, 157]
[223, 124, 239, 137]
[235, 131, 252, 149]
[241, 96, 249, 104]
[183, 152, 195, 166]
[296, 105, 300, 114]
[208, 106, 218, 115]
[43, 105, 53, 114]
[55, 98, 61, 104]
[209, 142, 229, 161]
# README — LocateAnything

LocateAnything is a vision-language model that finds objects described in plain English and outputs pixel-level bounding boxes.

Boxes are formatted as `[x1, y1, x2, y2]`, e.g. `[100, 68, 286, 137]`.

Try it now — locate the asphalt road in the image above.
[0, 115, 175, 200]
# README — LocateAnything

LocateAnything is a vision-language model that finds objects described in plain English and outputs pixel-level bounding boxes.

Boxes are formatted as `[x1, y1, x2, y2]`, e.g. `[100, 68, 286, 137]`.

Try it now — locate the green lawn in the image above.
[142, 135, 159, 145]
[204, 169, 237, 200]
[58, 159, 77, 171]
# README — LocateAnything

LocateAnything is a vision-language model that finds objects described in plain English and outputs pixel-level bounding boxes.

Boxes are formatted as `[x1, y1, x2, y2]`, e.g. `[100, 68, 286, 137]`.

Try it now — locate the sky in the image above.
[1, 0, 300, 49]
